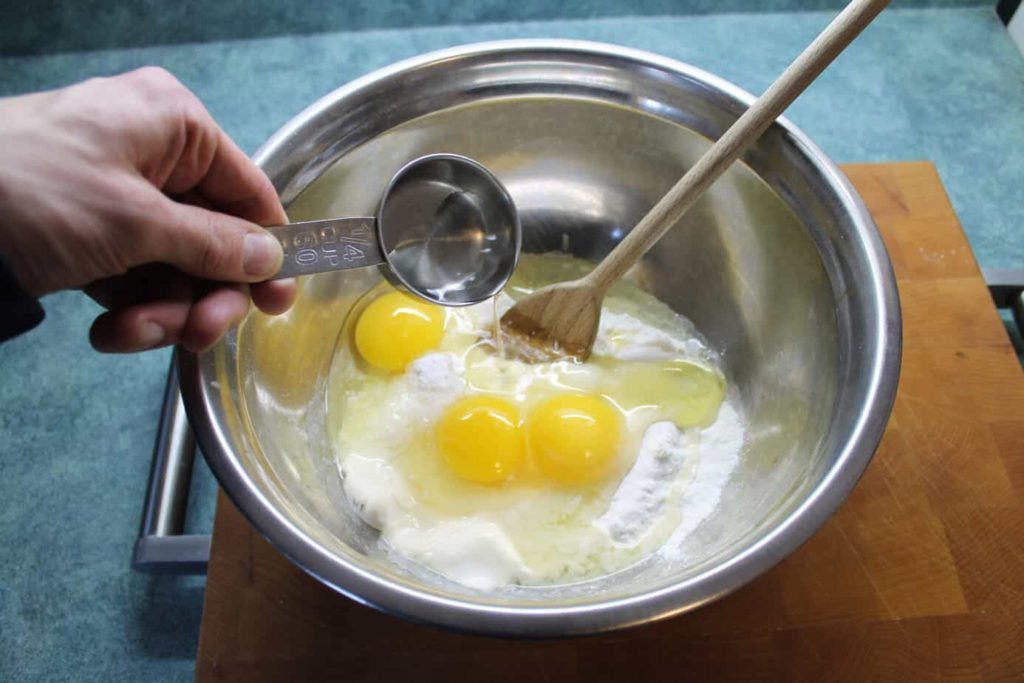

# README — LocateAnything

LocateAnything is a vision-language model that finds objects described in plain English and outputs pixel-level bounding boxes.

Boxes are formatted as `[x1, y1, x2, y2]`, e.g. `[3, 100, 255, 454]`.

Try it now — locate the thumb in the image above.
[148, 198, 283, 282]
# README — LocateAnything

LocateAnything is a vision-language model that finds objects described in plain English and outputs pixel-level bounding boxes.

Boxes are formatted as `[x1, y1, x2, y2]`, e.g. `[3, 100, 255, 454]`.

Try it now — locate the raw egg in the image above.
[327, 255, 735, 588]
[527, 393, 621, 485]
[354, 291, 444, 372]
[437, 395, 525, 485]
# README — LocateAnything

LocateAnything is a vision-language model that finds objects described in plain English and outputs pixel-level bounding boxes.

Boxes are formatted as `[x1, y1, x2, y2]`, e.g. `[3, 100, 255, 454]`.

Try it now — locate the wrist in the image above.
[0, 92, 64, 297]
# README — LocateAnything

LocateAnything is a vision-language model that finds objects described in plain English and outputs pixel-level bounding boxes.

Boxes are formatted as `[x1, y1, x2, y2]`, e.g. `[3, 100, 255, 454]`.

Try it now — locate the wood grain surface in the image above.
[196, 162, 1024, 681]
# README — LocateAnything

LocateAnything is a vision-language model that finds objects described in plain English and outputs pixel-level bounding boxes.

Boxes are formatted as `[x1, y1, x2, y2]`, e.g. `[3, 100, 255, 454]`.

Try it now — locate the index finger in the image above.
[198, 127, 287, 226]
[155, 85, 286, 227]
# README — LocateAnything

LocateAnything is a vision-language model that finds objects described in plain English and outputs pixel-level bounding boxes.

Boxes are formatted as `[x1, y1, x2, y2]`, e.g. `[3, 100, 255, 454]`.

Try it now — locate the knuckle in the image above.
[123, 67, 198, 120]
[126, 66, 181, 94]
[195, 216, 239, 276]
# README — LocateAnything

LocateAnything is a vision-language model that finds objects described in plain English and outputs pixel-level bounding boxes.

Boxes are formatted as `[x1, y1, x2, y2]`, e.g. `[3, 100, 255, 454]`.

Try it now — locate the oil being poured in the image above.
[492, 295, 505, 358]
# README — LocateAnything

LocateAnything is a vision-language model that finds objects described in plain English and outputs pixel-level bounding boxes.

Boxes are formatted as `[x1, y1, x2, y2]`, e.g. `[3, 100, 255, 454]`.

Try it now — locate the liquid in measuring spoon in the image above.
[383, 184, 497, 304]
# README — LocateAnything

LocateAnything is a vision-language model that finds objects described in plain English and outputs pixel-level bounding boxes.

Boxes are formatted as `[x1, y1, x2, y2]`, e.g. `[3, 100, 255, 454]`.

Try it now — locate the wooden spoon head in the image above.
[499, 279, 604, 362]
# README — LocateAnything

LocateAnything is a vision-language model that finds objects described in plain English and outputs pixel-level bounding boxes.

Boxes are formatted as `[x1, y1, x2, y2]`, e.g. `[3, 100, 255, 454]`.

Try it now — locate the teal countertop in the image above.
[1, 6, 1022, 680]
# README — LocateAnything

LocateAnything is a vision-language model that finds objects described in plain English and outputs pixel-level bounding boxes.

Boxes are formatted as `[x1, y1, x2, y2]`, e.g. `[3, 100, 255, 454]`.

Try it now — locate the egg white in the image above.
[326, 255, 741, 590]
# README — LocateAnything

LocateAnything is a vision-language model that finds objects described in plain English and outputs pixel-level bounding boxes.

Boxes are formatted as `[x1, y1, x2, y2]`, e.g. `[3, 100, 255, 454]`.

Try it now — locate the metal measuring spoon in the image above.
[264, 153, 520, 306]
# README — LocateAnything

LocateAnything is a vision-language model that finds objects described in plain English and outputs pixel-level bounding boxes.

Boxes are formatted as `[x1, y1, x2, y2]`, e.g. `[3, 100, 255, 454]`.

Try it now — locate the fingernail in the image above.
[243, 232, 281, 277]
[139, 321, 165, 349]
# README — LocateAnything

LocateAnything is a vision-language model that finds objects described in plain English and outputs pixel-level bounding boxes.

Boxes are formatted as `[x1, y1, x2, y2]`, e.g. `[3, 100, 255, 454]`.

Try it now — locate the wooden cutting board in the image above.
[196, 162, 1024, 681]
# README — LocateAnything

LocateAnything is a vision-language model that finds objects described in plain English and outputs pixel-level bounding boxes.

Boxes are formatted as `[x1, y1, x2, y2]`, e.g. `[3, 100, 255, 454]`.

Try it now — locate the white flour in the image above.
[663, 402, 745, 556]
[406, 352, 465, 395]
[595, 402, 745, 551]
[387, 519, 532, 591]
[333, 282, 746, 589]
[595, 421, 696, 545]
[595, 310, 709, 362]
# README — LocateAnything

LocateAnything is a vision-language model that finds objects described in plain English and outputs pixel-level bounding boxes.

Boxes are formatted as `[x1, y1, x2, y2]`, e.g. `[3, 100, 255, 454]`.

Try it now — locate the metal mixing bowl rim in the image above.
[179, 39, 902, 637]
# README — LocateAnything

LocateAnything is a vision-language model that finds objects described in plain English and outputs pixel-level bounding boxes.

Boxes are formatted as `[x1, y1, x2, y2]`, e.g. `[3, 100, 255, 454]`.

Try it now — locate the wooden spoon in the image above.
[500, 0, 890, 362]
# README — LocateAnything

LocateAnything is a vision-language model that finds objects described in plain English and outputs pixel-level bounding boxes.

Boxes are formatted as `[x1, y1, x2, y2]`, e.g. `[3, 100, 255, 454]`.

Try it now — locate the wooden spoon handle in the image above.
[586, 0, 890, 292]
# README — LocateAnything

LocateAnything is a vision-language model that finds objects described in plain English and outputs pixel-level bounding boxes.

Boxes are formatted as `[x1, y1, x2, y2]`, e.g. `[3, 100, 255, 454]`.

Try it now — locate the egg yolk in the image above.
[527, 394, 621, 485]
[354, 291, 444, 372]
[436, 396, 525, 485]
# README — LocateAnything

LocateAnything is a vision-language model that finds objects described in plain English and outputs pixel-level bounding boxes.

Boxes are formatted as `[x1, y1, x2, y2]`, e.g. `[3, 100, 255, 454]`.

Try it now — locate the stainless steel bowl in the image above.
[179, 40, 901, 636]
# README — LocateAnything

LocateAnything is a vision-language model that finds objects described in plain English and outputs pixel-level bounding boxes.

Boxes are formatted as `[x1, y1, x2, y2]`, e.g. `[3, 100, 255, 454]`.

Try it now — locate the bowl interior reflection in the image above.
[239, 96, 835, 598]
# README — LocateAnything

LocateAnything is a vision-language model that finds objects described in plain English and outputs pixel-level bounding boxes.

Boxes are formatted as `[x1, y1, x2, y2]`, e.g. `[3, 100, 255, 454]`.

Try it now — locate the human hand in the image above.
[0, 67, 296, 353]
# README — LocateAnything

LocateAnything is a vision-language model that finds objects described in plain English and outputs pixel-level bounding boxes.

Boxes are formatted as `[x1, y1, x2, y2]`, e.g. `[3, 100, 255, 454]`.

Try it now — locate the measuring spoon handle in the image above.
[265, 217, 385, 280]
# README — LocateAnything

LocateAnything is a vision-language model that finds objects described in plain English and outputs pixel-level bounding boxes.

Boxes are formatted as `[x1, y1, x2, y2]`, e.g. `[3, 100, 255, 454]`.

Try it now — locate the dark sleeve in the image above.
[0, 253, 44, 342]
